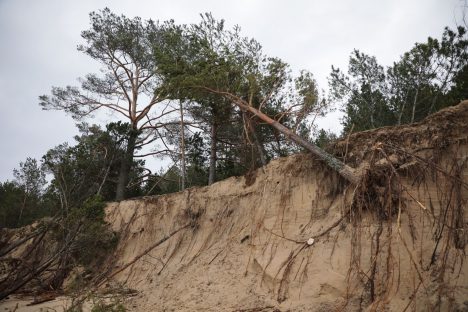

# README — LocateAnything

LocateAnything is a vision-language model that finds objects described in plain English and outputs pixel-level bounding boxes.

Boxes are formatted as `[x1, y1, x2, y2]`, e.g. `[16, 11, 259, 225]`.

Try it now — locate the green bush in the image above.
[91, 300, 126, 312]
[71, 195, 118, 267]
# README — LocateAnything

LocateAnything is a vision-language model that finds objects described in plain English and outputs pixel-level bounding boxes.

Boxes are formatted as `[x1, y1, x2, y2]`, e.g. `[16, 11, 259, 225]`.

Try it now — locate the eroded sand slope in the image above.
[103, 102, 468, 311]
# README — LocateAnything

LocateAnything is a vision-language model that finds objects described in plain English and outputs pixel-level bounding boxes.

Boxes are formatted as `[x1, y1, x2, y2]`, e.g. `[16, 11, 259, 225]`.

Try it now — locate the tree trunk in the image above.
[179, 101, 186, 191]
[248, 117, 267, 167]
[208, 121, 217, 185]
[17, 194, 27, 226]
[370, 110, 375, 128]
[397, 102, 405, 125]
[234, 100, 360, 184]
[410, 88, 419, 123]
[428, 94, 438, 115]
[115, 128, 138, 201]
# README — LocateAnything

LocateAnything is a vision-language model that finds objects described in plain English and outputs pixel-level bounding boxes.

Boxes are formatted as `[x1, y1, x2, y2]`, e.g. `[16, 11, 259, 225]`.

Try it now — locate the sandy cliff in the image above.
[102, 102, 468, 311]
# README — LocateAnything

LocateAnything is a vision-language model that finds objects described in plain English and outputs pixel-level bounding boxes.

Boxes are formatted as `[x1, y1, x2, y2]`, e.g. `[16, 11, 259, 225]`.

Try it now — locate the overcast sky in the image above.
[0, 0, 464, 181]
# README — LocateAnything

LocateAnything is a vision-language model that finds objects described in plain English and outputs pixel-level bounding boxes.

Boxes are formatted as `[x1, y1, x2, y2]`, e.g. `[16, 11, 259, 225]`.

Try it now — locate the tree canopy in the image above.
[329, 26, 468, 133]
[39, 9, 179, 200]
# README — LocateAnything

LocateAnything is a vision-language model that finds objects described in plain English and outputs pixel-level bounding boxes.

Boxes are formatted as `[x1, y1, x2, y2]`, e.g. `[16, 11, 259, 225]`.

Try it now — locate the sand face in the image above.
[102, 102, 468, 311]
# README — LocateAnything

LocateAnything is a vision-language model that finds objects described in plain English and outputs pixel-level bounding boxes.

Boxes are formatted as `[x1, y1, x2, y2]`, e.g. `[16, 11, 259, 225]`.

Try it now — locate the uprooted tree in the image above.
[155, 14, 360, 184]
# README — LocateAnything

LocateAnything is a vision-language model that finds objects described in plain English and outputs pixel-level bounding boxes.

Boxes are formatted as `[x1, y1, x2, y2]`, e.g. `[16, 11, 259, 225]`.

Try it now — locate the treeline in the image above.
[330, 26, 467, 131]
[1, 9, 466, 228]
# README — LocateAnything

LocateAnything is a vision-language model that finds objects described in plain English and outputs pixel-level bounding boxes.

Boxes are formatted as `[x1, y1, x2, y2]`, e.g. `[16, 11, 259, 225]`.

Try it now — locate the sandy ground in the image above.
[0, 296, 71, 311]
[0, 294, 125, 312]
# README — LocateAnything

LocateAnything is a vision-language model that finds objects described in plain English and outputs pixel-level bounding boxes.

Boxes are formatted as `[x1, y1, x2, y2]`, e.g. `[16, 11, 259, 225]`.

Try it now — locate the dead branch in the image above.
[97, 223, 191, 286]
[0, 228, 47, 258]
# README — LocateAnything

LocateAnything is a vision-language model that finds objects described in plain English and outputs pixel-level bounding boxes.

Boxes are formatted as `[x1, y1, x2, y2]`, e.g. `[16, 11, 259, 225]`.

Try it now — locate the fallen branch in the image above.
[26, 292, 58, 306]
[233, 306, 276, 312]
[0, 223, 81, 301]
[98, 223, 191, 286]
[0, 228, 48, 258]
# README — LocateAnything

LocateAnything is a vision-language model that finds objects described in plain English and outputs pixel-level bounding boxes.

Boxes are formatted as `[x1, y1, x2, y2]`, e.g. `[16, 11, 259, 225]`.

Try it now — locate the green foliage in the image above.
[73, 195, 106, 222]
[73, 201, 118, 267]
[184, 132, 209, 186]
[42, 122, 145, 210]
[39, 8, 163, 119]
[13, 157, 46, 198]
[39, 8, 177, 200]
[0, 181, 26, 227]
[155, 13, 328, 182]
[0, 121, 146, 228]
[147, 166, 182, 195]
[90, 300, 126, 312]
[314, 129, 338, 149]
[32, 10, 468, 204]
[330, 26, 468, 133]
[329, 50, 396, 132]
[294, 70, 325, 122]
[50, 195, 118, 270]
[0, 158, 55, 228]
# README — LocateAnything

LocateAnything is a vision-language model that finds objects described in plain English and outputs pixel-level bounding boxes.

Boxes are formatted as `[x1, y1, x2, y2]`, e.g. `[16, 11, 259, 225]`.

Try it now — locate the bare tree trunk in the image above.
[428, 94, 438, 115]
[247, 117, 267, 167]
[97, 147, 112, 196]
[17, 194, 27, 226]
[97, 162, 112, 197]
[411, 88, 419, 123]
[0, 229, 47, 258]
[115, 128, 138, 201]
[397, 89, 411, 125]
[208, 121, 217, 185]
[397, 102, 405, 125]
[179, 101, 186, 191]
